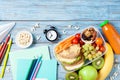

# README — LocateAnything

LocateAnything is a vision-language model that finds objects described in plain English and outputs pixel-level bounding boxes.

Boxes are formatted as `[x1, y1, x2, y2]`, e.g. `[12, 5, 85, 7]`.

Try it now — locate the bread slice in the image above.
[59, 44, 81, 59]
[62, 56, 81, 65]
[63, 57, 84, 71]
[56, 54, 81, 64]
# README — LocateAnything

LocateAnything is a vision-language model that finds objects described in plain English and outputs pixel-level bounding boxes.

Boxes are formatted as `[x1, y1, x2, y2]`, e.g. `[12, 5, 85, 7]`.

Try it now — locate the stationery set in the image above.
[0, 35, 12, 78]
[9, 46, 57, 80]
[0, 22, 58, 80]
[0, 22, 15, 78]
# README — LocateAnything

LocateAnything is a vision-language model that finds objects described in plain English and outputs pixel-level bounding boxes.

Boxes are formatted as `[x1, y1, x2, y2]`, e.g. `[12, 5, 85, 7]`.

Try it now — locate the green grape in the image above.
[93, 54, 96, 59]
[92, 49, 96, 52]
[98, 51, 102, 56]
[96, 53, 100, 57]
[86, 51, 90, 54]
[86, 43, 91, 47]
[91, 51, 95, 55]
[82, 43, 103, 61]
[88, 57, 93, 61]
[88, 54, 92, 58]
[84, 46, 89, 51]
[84, 52, 88, 56]
[89, 46, 94, 51]
[82, 45, 85, 48]
[85, 56, 88, 59]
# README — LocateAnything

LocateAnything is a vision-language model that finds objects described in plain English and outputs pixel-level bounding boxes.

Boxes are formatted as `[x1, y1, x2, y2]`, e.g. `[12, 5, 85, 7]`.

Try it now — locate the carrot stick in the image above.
[55, 36, 75, 54]
[59, 36, 75, 46]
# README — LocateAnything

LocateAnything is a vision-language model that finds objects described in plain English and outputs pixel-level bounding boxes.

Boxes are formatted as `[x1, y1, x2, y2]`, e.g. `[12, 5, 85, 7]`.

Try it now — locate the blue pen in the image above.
[30, 56, 42, 80]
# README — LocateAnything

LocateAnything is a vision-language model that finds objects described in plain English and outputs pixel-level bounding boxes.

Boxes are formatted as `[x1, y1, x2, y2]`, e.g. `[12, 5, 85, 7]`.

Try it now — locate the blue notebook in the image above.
[9, 46, 50, 80]
[36, 59, 57, 80]
[16, 59, 35, 80]
[16, 59, 57, 80]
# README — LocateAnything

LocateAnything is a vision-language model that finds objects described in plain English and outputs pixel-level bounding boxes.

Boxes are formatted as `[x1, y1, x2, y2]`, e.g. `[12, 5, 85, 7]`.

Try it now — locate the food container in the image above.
[81, 27, 98, 44]
[15, 30, 33, 48]
[54, 26, 107, 71]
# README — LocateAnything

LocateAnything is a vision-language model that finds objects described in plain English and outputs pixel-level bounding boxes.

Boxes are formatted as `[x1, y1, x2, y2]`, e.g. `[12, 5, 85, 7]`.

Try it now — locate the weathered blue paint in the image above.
[0, 0, 120, 80]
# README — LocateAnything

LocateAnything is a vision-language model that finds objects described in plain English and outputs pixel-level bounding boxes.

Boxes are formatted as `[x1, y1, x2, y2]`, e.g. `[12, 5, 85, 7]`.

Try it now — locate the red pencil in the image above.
[0, 43, 4, 50]
[0, 34, 10, 64]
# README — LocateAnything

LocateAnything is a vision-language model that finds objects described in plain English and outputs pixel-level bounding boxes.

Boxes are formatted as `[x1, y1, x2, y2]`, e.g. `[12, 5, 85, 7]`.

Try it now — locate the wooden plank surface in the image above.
[0, 0, 120, 80]
[0, 21, 120, 80]
[0, 0, 120, 20]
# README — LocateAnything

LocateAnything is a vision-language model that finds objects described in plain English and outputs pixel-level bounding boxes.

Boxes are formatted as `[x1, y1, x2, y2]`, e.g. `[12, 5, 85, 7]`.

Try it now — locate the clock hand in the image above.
[50, 35, 52, 38]
[50, 32, 53, 38]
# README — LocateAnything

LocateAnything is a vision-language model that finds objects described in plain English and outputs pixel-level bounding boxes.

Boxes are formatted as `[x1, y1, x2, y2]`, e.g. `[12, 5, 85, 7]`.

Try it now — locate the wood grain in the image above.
[0, 0, 120, 80]
[0, 0, 120, 20]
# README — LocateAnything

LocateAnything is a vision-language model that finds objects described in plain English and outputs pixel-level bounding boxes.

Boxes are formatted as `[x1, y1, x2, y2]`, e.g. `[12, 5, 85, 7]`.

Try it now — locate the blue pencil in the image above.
[32, 61, 42, 80]
[30, 56, 42, 80]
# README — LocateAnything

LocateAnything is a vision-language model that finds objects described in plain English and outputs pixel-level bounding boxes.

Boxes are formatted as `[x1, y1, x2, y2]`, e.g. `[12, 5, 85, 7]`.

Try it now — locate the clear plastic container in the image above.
[54, 26, 107, 71]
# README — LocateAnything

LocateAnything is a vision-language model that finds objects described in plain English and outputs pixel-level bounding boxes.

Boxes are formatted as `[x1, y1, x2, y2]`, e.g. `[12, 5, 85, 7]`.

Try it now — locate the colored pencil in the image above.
[0, 43, 4, 50]
[32, 61, 42, 80]
[0, 44, 8, 64]
[0, 35, 10, 64]
[0, 43, 3, 49]
[0, 39, 12, 78]
[0, 34, 10, 58]
[30, 56, 42, 80]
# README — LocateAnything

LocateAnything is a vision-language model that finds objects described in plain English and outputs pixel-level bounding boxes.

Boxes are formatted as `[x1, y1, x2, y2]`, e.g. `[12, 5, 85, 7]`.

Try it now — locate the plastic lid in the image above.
[100, 20, 109, 27]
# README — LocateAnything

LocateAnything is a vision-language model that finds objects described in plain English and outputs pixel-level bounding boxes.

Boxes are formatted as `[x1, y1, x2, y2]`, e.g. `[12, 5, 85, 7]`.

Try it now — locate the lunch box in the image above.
[54, 26, 107, 71]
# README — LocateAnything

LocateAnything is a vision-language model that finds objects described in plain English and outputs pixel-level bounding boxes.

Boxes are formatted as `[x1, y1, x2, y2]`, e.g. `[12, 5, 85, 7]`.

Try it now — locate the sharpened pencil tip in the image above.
[8, 34, 11, 37]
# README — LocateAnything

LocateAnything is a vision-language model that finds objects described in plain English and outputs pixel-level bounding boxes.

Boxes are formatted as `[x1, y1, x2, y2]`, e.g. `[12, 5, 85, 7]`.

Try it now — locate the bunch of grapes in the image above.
[81, 43, 102, 61]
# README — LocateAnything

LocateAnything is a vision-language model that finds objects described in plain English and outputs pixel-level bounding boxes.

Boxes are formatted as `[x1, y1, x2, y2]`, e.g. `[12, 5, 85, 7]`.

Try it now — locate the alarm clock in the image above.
[44, 26, 59, 42]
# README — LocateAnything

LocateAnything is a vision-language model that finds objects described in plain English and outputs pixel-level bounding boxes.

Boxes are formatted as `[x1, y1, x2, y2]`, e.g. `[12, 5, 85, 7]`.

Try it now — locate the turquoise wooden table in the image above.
[0, 0, 120, 80]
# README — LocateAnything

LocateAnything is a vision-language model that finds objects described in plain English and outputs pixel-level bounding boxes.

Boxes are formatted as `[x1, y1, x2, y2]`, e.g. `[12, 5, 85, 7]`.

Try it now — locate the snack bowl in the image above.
[81, 27, 98, 44]
[54, 27, 107, 71]
[15, 30, 33, 48]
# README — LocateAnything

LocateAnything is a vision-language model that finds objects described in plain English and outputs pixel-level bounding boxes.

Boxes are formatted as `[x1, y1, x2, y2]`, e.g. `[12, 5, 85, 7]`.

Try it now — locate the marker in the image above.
[30, 56, 42, 80]
[0, 39, 12, 78]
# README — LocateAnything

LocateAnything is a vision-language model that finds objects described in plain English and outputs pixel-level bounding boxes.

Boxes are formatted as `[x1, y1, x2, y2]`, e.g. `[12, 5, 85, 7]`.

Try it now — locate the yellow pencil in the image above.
[0, 39, 12, 78]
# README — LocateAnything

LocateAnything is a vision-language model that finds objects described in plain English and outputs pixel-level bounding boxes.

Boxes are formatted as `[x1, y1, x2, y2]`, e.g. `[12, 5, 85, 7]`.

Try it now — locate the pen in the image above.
[30, 56, 42, 80]
[0, 39, 12, 78]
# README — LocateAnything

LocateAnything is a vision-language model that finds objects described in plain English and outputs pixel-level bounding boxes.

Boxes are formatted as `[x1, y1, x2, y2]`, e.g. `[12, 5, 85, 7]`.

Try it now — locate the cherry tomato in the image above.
[75, 33, 81, 40]
[95, 37, 103, 46]
[79, 40, 84, 46]
[92, 43, 97, 48]
[72, 37, 79, 44]
[99, 46, 105, 52]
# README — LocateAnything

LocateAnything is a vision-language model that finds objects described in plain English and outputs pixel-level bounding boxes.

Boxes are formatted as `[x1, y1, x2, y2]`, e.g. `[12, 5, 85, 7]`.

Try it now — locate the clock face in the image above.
[46, 30, 58, 41]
